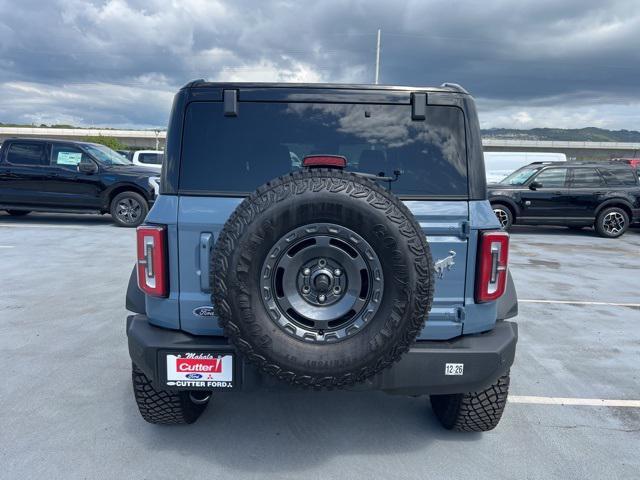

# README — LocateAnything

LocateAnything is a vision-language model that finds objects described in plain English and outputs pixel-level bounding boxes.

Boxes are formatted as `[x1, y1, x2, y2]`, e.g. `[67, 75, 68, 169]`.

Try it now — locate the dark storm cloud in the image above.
[1, 0, 639, 128]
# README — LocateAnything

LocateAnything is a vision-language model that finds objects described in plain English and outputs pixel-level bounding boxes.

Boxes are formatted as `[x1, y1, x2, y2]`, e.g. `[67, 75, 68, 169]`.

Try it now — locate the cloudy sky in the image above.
[1, 0, 639, 130]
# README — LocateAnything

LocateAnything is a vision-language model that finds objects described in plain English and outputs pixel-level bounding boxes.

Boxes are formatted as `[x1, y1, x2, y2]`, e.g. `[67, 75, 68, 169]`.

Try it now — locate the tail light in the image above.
[136, 225, 168, 297]
[475, 231, 509, 303]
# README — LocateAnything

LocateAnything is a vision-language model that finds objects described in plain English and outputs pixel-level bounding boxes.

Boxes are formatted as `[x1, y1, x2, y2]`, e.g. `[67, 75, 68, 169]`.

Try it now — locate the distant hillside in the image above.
[0, 122, 79, 128]
[3, 122, 640, 143]
[0, 122, 150, 131]
[481, 127, 640, 143]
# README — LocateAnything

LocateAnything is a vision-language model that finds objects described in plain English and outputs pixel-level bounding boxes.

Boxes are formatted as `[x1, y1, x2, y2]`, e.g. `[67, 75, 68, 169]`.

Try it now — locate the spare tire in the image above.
[212, 169, 434, 388]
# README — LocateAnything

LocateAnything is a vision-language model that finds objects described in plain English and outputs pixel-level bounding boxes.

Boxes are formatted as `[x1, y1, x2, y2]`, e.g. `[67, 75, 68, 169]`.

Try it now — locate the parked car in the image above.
[131, 150, 163, 172]
[125, 81, 518, 431]
[0, 138, 159, 227]
[488, 161, 640, 237]
[484, 151, 566, 184]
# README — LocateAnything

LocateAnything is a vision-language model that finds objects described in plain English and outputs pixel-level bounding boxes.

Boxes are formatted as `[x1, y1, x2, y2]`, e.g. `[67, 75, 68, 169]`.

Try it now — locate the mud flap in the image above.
[126, 265, 146, 314]
[496, 271, 518, 320]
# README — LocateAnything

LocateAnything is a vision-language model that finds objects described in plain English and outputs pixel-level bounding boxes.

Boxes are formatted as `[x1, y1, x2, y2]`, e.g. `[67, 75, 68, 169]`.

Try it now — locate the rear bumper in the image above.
[127, 315, 517, 396]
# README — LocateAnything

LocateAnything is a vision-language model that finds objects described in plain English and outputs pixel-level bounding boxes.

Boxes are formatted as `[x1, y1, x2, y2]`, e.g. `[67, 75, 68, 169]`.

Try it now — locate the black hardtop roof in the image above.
[181, 79, 469, 94]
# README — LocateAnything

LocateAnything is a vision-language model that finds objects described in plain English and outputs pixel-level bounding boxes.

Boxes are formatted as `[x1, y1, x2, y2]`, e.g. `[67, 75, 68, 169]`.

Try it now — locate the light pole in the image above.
[374, 29, 381, 84]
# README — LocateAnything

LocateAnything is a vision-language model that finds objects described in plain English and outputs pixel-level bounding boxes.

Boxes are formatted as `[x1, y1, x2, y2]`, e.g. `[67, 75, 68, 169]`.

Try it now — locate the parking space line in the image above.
[0, 245, 15, 248]
[509, 395, 640, 408]
[520, 299, 640, 308]
[0, 223, 108, 230]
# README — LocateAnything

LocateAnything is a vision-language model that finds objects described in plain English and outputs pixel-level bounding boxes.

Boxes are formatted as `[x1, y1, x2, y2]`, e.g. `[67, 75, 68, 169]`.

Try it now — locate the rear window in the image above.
[179, 102, 467, 197]
[599, 168, 638, 186]
[138, 153, 163, 165]
[6, 142, 48, 166]
[571, 168, 604, 187]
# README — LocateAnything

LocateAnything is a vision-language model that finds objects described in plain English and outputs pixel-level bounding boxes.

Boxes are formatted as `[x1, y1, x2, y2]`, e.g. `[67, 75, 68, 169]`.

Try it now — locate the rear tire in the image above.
[430, 373, 510, 432]
[110, 191, 148, 227]
[5, 210, 30, 216]
[595, 207, 628, 238]
[132, 364, 210, 425]
[492, 204, 513, 230]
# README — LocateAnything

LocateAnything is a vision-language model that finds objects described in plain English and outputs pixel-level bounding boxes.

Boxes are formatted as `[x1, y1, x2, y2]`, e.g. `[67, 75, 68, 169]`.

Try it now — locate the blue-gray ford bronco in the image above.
[126, 81, 518, 431]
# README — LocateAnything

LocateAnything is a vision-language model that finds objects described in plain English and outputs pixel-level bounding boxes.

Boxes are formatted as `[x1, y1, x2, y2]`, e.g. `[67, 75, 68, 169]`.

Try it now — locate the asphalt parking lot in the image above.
[1, 212, 639, 480]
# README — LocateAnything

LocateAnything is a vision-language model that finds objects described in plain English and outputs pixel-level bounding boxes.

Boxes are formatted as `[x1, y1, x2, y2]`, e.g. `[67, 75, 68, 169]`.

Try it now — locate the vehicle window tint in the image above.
[571, 168, 603, 187]
[83, 144, 131, 165]
[600, 168, 638, 186]
[117, 150, 134, 160]
[533, 168, 567, 188]
[499, 166, 541, 185]
[180, 102, 468, 196]
[51, 145, 87, 169]
[139, 153, 163, 165]
[6, 142, 47, 166]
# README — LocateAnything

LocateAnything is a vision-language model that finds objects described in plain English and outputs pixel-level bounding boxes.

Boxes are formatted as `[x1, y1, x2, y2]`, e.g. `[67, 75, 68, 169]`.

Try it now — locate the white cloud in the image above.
[0, 80, 173, 128]
[214, 58, 324, 83]
[512, 111, 533, 126]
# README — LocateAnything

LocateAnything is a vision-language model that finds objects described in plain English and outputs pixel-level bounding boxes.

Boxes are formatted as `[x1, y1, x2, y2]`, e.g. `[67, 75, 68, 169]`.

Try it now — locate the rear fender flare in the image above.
[593, 198, 633, 218]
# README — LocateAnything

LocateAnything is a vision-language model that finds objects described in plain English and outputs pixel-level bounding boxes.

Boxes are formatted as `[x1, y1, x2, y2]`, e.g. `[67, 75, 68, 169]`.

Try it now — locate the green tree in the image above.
[82, 135, 127, 151]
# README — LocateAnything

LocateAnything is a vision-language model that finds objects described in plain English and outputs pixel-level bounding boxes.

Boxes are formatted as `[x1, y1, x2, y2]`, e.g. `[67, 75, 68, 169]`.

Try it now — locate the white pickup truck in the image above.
[131, 150, 163, 172]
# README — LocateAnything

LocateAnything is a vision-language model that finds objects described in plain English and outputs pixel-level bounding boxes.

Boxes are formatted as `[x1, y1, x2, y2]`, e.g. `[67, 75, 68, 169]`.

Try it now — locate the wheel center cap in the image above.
[314, 273, 331, 292]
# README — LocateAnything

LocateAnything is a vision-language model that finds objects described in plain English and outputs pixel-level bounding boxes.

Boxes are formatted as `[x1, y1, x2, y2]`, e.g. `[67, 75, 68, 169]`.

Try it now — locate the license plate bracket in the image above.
[161, 351, 235, 390]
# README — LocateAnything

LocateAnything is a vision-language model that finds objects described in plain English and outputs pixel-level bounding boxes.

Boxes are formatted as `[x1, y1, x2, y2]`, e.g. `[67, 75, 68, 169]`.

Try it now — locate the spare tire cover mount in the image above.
[260, 222, 384, 343]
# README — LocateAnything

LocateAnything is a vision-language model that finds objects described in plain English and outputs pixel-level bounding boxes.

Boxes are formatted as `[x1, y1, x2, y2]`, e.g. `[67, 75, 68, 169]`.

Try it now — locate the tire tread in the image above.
[131, 364, 206, 425]
[430, 373, 510, 432]
[212, 169, 435, 389]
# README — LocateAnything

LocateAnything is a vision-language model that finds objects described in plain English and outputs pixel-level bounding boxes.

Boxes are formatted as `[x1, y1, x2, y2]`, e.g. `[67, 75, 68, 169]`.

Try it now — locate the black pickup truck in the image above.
[0, 138, 159, 226]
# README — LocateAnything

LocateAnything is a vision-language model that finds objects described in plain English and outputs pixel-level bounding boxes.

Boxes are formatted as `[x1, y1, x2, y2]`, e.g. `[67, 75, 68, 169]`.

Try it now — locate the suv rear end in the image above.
[126, 82, 518, 431]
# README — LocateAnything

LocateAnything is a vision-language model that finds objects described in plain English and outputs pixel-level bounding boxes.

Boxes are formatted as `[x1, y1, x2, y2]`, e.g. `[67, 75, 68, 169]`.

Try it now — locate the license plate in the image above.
[164, 352, 234, 389]
[445, 363, 464, 376]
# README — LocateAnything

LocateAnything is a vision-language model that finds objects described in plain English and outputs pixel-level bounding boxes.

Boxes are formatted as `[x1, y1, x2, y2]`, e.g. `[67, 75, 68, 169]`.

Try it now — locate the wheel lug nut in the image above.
[303, 268, 311, 276]
[333, 286, 341, 293]
[334, 269, 341, 276]
[318, 259, 326, 267]
[318, 294, 326, 303]
[302, 286, 310, 294]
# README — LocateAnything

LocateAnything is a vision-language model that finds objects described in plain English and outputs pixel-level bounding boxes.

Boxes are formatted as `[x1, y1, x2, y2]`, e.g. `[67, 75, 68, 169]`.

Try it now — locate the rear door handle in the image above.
[198, 232, 214, 292]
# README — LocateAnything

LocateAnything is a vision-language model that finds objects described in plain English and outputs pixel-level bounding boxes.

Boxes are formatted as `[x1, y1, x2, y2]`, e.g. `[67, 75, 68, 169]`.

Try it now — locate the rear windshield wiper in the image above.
[352, 170, 401, 190]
